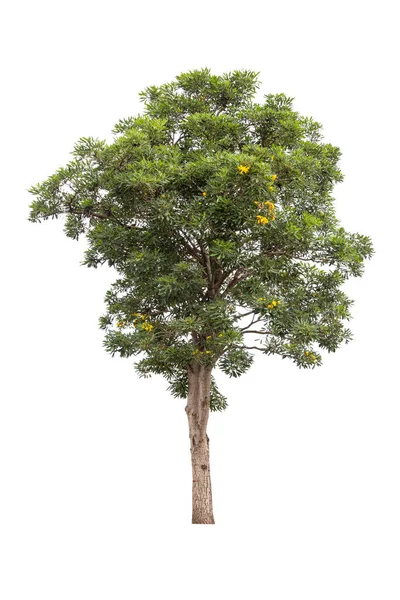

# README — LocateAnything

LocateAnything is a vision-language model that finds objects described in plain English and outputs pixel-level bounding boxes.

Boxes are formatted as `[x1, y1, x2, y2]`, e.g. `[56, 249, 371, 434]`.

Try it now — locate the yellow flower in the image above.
[256, 215, 268, 225]
[305, 351, 309, 356]
[142, 321, 153, 332]
[271, 156, 274, 160]
[116, 320, 125, 328]
[267, 303, 273, 309]
[237, 164, 250, 174]
[265, 201, 275, 211]
[205, 350, 211, 354]
[218, 333, 224, 337]
[206, 335, 212, 340]
[202, 191, 207, 196]
[269, 186, 274, 192]
[271, 174, 277, 182]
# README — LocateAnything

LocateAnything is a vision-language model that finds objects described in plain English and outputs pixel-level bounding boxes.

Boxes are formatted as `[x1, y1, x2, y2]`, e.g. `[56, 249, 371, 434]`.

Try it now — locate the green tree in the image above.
[28, 68, 373, 524]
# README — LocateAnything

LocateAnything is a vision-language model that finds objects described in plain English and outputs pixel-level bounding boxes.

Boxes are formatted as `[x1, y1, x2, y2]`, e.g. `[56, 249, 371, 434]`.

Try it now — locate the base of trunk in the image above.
[191, 438, 215, 524]
[192, 516, 215, 524]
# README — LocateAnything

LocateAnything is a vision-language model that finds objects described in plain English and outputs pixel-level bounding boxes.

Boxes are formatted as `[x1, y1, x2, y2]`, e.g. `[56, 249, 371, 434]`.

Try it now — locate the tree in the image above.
[28, 68, 373, 524]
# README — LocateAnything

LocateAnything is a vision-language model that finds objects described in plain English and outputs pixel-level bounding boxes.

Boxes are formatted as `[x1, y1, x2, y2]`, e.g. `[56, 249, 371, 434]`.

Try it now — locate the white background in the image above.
[0, 1, 399, 598]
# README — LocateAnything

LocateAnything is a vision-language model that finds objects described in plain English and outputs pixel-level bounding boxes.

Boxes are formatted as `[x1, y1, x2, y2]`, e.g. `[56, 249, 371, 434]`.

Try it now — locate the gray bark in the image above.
[185, 363, 215, 524]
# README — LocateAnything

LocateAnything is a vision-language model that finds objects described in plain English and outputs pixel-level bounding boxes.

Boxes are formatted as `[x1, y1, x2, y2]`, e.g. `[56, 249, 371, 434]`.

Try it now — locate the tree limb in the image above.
[60, 207, 140, 230]
[221, 268, 251, 297]
[198, 242, 214, 297]
[177, 230, 203, 262]
[238, 345, 265, 352]
[232, 309, 255, 322]
[242, 329, 274, 335]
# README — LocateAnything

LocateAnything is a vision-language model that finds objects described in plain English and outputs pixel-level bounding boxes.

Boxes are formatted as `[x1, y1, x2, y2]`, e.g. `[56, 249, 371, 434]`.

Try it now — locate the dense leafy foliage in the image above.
[29, 69, 373, 410]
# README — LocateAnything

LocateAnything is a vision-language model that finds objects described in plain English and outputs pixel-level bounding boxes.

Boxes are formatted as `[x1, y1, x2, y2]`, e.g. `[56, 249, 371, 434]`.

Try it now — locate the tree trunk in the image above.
[185, 363, 215, 524]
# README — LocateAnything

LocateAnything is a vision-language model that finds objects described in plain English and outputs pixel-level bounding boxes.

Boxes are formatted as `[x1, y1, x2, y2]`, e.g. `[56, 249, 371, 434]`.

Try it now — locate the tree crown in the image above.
[29, 68, 373, 410]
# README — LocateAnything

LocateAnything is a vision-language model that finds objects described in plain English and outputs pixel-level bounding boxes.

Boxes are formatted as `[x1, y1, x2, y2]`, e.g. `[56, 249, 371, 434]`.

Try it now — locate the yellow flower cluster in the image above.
[257, 297, 281, 309]
[254, 200, 276, 224]
[132, 312, 153, 332]
[265, 201, 276, 220]
[267, 299, 280, 309]
[116, 313, 153, 332]
[271, 174, 277, 182]
[192, 349, 211, 356]
[304, 350, 317, 362]
[237, 164, 250, 174]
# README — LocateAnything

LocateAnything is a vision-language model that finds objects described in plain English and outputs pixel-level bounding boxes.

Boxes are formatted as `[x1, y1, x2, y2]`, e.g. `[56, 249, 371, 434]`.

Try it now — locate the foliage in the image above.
[28, 68, 373, 410]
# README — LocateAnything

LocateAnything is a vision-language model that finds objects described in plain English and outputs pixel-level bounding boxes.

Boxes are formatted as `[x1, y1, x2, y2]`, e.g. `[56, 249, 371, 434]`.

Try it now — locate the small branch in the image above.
[177, 230, 203, 262]
[213, 269, 230, 294]
[241, 329, 273, 335]
[232, 309, 254, 322]
[263, 249, 327, 264]
[198, 242, 214, 296]
[263, 250, 287, 257]
[293, 255, 326, 263]
[222, 269, 241, 295]
[64, 208, 138, 230]
[239, 319, 263, 332]
[173, 131, 184, 145]
[221, 268, 251, 297]
[239, 311, 257, 331]
[238, 345, 265, 352]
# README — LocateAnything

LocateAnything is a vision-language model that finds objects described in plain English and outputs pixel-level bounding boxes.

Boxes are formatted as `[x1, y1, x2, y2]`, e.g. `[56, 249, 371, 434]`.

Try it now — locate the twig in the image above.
[238, 345, 265, 352]
[241, 329, 275, 335]
[232, 310, 254, 322]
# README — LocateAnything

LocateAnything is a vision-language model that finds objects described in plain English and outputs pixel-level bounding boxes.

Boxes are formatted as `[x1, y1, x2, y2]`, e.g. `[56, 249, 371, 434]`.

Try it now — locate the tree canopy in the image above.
[28, 68, 373, 410]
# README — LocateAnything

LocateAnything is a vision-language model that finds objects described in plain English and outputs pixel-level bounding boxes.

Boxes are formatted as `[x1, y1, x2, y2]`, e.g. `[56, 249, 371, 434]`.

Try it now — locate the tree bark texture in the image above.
[186, 363, 215, 524]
